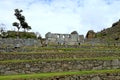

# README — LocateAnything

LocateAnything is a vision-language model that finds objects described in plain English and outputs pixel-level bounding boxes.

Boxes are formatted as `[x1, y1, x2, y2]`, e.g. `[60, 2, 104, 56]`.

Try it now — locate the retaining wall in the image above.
[0, 52, 120, 60]
[0, 38, 41, 47]
[0, 59, 120, 75]
[45, 73, 120, 80]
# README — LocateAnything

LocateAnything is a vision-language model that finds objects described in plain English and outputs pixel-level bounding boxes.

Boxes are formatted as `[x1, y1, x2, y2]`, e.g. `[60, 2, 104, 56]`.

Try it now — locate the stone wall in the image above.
[45, 32, 84, 45]
[84, 38, 120, 46]
[45, 32, 120, 46]
[1, 59, 120, 75]
[0, 38, 41, 47]
[8, 73, 120, 80]
[46, 73, 120, 80]
[0, 38, 119, 49]
[0, 52, 120, 60]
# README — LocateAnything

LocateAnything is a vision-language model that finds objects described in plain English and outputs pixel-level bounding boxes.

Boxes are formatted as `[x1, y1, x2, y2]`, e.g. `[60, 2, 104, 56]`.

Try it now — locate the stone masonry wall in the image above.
[45, 32, 84, 45]
[0, 38, 41, 48]
[46, 73, 120, 80]
[10, 73, 120, 80]
[0, 52, 120, 60]
[0, 59, 120, 75]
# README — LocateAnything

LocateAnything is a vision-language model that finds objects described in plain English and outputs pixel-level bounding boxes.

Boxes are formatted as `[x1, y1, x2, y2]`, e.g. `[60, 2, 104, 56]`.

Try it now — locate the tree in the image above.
[12, 22, 20, 38]
[13, 9, 31, 32]
[26, 26, 31, 32]
[12, 22, 20, 30]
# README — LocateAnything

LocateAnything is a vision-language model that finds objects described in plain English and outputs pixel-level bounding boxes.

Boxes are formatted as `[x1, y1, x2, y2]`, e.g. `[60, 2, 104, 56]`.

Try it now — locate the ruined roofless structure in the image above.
[45, 32, 84, 45]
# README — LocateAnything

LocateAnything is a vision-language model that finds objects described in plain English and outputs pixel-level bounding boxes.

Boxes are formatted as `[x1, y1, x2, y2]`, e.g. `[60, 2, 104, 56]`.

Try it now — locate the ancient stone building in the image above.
[45, 32, 84, 45]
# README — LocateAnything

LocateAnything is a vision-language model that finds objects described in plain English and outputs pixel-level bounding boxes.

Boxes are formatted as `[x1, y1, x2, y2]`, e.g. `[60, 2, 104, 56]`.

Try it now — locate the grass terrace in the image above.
[0, 46, 120, 80]
[0, 69, 120, 80]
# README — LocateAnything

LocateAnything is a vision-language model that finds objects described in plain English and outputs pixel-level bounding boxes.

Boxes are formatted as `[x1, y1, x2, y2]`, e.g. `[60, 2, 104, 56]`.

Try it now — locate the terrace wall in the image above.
[0, 59, 120, 75]
[45, 73, 120, 80]
[0, 52, 120, 60]
[0, 38, 41, 47]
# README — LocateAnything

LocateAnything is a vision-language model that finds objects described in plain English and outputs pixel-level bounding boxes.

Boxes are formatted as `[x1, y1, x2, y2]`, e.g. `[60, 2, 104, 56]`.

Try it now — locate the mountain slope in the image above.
[96, 19, 120, 41]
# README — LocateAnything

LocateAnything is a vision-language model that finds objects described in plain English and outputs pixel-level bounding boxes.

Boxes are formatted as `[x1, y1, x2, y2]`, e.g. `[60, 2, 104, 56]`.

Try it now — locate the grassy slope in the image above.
[0, 69, 120, 80]
[95, 20, 120, 41]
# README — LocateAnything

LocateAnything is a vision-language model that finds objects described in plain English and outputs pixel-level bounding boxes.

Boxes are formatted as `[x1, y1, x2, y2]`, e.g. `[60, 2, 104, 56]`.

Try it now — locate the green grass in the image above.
[2, 48, 120, 54]
[0, 69, 120, 80]
[22, 47, 120, 51]
[0, 57, 120, 63]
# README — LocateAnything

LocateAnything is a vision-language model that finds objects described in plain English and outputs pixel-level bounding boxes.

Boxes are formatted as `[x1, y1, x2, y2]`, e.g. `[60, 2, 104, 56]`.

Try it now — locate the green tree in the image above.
[12, 22, 20, 38]
[26, 26, 32, 32]
[14, 9, 31, 32]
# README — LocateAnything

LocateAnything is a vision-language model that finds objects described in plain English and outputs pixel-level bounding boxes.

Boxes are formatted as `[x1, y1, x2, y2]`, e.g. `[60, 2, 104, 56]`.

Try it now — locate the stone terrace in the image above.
[0, 47, 120, 80]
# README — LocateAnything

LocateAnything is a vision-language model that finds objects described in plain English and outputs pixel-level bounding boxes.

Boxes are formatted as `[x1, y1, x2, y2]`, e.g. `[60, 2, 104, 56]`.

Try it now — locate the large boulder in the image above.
[86, 30, 95, 39]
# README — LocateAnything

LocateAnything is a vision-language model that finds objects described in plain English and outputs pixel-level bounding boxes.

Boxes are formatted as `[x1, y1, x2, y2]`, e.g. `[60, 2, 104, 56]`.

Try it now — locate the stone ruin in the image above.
[44, 31, 120, 46]
[0, 31, 120, 52]
[0, 31, 85, 52]
[45, 32, 84, 45]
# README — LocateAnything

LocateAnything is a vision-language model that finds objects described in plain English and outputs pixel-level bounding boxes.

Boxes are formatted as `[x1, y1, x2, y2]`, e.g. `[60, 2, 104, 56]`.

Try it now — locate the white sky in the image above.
[0, 0, 120, 37]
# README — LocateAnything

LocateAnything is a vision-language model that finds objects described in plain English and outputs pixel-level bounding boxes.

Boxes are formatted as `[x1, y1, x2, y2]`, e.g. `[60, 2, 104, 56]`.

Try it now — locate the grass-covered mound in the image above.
[6, 31, 37, 38]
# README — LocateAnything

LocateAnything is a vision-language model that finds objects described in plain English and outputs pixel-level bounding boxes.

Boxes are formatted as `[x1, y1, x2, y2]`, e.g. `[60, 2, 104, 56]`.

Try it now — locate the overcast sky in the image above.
[0, 0, 120, 37]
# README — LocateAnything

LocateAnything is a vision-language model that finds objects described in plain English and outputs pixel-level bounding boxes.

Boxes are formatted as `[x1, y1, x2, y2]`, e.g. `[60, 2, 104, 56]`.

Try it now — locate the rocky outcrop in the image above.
[86, 30, 96, 39]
